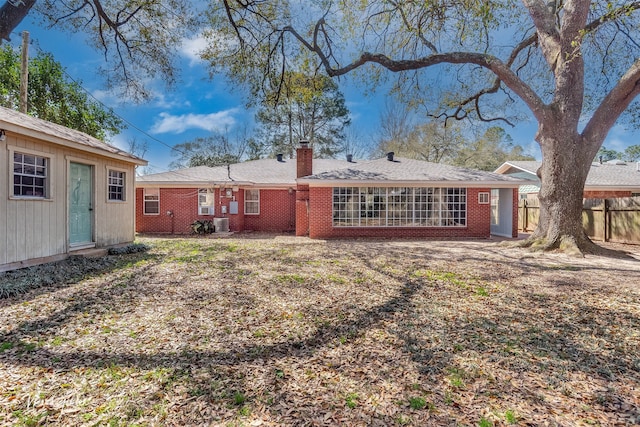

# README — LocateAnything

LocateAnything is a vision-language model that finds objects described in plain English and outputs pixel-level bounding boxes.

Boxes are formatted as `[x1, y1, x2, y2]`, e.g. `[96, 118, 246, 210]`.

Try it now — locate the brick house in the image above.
[136, 144, 524, 238]
[495, 160, 640, 199]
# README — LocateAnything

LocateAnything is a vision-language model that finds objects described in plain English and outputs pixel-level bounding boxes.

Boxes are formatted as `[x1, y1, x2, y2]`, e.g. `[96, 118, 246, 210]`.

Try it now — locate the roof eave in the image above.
[3, 124, 147, 166]
[297, 179, 525, 187]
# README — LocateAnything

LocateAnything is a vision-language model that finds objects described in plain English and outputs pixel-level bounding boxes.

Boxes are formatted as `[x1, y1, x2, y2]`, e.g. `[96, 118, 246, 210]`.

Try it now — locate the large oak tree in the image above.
[205, 0, 640, 254]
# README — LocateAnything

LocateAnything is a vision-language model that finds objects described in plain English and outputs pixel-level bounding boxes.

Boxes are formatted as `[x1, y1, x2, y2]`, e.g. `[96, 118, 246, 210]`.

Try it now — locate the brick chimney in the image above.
[296, 140, 313, 178]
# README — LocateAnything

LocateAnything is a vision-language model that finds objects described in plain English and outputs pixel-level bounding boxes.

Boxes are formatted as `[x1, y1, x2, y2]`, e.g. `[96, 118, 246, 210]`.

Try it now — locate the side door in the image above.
[69, 162, 94, 246]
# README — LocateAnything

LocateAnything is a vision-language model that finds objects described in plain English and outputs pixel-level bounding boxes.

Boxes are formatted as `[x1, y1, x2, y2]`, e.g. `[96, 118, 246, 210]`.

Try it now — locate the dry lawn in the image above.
[1, 235, 640, 426]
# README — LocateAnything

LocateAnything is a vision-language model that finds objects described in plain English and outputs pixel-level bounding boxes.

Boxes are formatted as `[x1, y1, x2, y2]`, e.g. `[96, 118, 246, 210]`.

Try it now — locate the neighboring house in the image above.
[1, 106, 146, 272]
[136, 144, 524, 239]
[495, 160, 640, 199]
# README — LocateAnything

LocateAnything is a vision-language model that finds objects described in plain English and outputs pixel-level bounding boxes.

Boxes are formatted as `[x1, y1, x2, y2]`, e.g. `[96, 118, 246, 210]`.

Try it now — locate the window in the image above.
[13, 152, 49, 198]
[333, 187, 466, 227]
[199, 188, 214, 215]
[478, 192, 490, 204]
[244, 189, 260, 214]
[108, 170, 125, 201]
[144, 188, 160, 215]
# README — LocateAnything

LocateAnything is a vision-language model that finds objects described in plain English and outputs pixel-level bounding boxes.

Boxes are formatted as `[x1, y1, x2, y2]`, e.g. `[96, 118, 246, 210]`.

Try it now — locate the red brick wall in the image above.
[583, 190, 632, 199]
[296, 147, 313, 178]
[135, 188, 205, 234]
[307, 187, 492, 239]
[136, 187, 295, 234]
[244, 189, 296, 232]
[295, 184, 310, 236]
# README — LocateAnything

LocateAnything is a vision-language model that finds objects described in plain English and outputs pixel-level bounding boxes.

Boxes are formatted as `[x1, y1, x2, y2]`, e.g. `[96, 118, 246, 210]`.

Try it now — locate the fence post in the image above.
[604, 199, 609, 242]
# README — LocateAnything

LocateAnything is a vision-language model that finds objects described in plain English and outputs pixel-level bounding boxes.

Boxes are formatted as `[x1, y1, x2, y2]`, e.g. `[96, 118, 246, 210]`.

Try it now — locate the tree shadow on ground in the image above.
[1, 238, 639, 425]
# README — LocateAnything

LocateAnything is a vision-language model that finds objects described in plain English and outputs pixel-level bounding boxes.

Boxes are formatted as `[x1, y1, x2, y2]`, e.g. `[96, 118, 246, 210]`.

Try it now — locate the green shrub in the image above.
[191, 220, 214, 234]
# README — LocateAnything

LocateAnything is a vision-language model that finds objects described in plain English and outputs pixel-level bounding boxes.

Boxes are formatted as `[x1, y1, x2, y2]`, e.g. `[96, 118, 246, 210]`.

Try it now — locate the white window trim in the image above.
[143, 187, 160, 215]
[244, 189, 260, 215]
[332, 186, 467, 228]
[478, 192, 490, 204]
[107, 166, 127, 202]
[198, 188, 215, 215]
[8, 145, 55, 201]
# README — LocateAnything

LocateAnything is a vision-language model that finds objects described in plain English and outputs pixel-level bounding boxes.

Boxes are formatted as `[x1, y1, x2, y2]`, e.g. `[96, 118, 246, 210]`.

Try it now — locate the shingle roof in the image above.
[300, 157, 525, 186]
[0, 106, 146, 165]
[137, 158, 352, 186]
[497, 160, 640, 189]
[139, 156, 526, 187]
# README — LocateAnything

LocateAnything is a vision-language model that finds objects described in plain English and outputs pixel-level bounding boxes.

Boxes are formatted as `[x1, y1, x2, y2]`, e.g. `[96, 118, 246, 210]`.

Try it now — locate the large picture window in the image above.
[13, 152, 49, 198]
[244, 189, 260, 214]
[333, 187, 466, 227]
[143, 188, 160, 215]
[108, 170, 125, 201]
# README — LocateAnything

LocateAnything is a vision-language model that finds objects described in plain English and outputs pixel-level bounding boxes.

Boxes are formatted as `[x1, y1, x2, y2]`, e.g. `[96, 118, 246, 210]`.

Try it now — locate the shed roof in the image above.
[0, 106, 146, 165]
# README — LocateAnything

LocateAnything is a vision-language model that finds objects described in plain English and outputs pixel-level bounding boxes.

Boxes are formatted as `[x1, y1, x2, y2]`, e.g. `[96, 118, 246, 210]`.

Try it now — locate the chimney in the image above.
[276, 153, 283, 162]
[346, 154, 353, 162]
[296, 140, 313, 178]
[387, 152, 395, 161]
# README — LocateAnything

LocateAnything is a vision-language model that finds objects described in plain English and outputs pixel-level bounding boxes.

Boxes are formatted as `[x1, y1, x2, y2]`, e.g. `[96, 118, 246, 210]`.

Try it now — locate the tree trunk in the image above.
[523, 130, 602, 255]
[0, 0, 37, 42]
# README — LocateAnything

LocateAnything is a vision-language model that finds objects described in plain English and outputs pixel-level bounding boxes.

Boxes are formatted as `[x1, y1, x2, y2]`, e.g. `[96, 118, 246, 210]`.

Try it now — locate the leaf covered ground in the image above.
[1, 235, 639, 426]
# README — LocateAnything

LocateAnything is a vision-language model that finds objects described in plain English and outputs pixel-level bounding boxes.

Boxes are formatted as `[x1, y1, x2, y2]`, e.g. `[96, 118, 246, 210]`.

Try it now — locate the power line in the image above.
[7, 30, 190, 174]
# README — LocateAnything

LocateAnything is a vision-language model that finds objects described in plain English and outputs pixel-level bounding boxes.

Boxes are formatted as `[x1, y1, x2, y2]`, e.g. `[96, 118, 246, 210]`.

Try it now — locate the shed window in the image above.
[144, 188, 160, 215]
[108, 170, 125, 201]
[244, 189, 260, 214]
[13, 152, 49, 198]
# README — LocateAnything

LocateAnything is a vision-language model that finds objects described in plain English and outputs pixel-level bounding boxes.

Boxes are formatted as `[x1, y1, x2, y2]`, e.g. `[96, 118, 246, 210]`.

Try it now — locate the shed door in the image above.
[69, 162, 94, 245]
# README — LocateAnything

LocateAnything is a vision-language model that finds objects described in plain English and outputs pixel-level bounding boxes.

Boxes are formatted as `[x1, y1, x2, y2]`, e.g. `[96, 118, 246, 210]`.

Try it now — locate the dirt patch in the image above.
[1, 236, 639, 426]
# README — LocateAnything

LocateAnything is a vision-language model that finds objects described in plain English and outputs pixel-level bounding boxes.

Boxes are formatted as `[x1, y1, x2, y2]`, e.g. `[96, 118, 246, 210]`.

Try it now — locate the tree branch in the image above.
[583, 59, 640, 145]
[0, 0, 37, 42]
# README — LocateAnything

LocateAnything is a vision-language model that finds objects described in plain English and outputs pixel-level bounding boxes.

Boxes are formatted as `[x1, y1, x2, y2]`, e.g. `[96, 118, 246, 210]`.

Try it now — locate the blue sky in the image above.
[8, 15, 638, 174]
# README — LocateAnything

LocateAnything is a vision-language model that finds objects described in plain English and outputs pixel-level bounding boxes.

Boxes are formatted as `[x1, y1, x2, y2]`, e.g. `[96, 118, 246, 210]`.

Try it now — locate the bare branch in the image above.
[583, 59, 640, 144]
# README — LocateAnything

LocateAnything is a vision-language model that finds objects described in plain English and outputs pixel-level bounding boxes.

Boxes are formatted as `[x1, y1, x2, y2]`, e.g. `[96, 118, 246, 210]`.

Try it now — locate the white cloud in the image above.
[149, 109, 239, 134]
[107, 133, 129, 151]
[180, 34, 208, 66]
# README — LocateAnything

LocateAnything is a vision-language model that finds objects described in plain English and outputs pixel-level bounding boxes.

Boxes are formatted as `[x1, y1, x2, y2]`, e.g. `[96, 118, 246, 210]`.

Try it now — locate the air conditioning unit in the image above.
[200, 207, 211, 215]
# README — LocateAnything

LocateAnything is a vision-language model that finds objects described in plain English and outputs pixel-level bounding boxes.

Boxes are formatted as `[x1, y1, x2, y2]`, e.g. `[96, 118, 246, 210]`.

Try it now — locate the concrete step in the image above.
[70, 248, 109, 258]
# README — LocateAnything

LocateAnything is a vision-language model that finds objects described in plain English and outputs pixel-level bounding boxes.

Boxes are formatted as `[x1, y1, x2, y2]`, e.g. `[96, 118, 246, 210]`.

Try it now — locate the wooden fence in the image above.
[519, 196, 640, 244]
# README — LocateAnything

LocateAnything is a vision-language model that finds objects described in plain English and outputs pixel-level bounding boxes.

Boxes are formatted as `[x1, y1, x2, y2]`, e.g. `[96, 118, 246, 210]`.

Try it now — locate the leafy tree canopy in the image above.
[170, 132, 250, 169]
[375, 104, 534, 170]
[0, 44, 124, 139]
[255, 70, 350, 159]
[596, 145, 640, 163]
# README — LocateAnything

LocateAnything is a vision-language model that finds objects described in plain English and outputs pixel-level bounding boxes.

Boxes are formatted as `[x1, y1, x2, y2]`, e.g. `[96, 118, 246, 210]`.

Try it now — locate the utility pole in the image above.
[19, 30, 29, 114]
